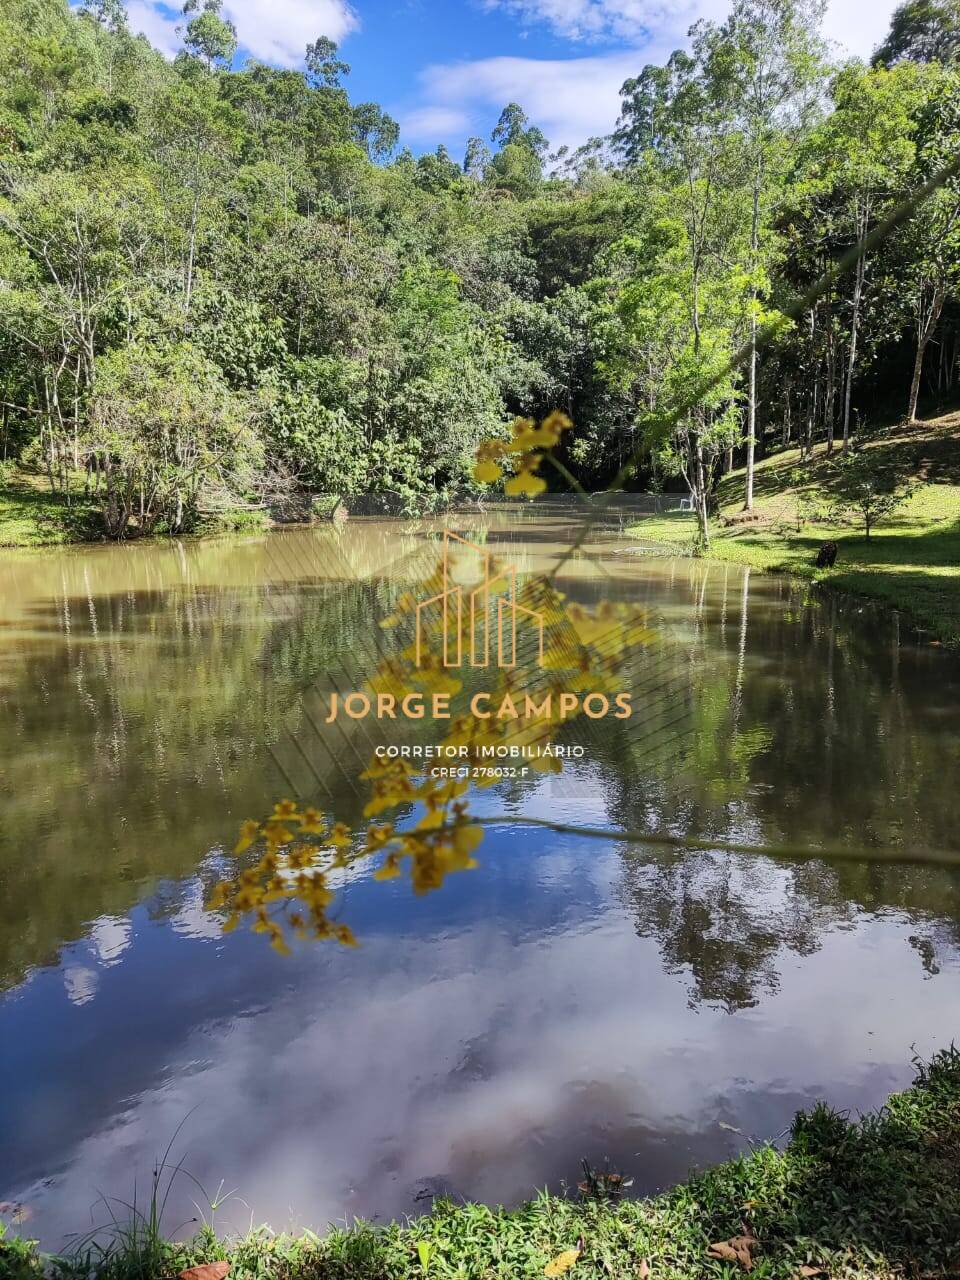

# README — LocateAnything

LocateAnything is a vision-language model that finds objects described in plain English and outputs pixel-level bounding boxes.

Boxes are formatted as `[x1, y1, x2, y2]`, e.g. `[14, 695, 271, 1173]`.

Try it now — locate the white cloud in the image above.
[125, 0, 181, 56]
[401, 104, 474, 142]
[223, 0, 357, 66]
[121, 0, 357, 68]
[401, 0, 900, 153]
[821, 0, 898, 60]
[481, 0, 727, 43]
[407, 50, 645, 153]
[483, 0, 897, 56]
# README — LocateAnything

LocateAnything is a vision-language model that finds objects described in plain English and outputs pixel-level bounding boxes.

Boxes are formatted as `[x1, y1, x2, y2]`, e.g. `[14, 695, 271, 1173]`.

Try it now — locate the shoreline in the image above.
[0, 471, 273, 551]
[5, 416, 959, 653]
[629, 414, 960, 649]
[4, 1050, 960, 1278]
[631, 513, 960, 650]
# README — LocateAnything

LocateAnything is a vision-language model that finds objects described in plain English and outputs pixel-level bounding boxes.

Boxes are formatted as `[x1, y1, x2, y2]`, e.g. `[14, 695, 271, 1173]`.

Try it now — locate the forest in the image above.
[0, 0, 959, 542]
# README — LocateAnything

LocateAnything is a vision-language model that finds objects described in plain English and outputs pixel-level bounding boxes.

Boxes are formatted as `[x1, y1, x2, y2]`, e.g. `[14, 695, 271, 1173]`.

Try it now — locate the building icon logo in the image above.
[415, 530, 545, 669]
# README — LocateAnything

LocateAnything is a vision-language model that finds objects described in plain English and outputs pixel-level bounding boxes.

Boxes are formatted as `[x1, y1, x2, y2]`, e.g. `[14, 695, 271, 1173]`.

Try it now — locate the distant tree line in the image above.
[0, 0, 958, 539]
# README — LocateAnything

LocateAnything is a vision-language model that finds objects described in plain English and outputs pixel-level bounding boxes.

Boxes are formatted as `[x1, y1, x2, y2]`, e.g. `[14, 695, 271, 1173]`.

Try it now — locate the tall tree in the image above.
[305, 36, 349, 88]
[463, 136, 491, 181]
[78, 0, 128, 36]
[615, 36, 746, 545]
[180, 0, 236, 71]
[899, 66, 960, 419]
[794, 64, 924, 450]
[706, 0, 826, 508]
[873, 0, 960, 66]
[351, 101, 399, 160]
[491, 102, 548, 158]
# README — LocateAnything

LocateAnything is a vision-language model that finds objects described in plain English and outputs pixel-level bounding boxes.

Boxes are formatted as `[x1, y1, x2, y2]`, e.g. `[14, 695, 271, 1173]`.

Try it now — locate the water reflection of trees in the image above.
[3, 533, 959, 1010]
[590, 565, 960, 1011]
[617, 850, 830, 1011]
[0, 556, 399, 991]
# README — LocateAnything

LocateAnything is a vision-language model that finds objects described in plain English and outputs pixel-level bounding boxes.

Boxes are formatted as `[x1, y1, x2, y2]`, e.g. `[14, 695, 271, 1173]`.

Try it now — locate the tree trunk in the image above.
[782, 379, 792, 448]
[689, 430, 710, 551]
[744, 313, 757, 507]
[908, 284, 945, 423]
[743, 174, 761, 511]
[695, 454, 710, 550]
[908, 341, 925, 424]
[842, 203, 868, 455]
[825, 328, 835, 455]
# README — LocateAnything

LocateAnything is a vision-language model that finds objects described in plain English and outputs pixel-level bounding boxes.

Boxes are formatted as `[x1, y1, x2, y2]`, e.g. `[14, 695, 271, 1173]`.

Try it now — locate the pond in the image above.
[1, 508, 959, 1250]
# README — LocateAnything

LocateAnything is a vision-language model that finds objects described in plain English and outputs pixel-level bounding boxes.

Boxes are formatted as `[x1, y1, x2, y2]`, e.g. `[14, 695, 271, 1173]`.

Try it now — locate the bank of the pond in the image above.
[3, 1050, 960, 1280]
[0, 470, 98, 547]
[0, 469, 270, 548]
[633, 411, 960, 648]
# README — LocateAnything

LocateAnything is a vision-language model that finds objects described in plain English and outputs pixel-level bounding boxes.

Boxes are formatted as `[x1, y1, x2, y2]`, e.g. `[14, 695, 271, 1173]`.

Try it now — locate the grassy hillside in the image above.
[634, 410, 960, 646]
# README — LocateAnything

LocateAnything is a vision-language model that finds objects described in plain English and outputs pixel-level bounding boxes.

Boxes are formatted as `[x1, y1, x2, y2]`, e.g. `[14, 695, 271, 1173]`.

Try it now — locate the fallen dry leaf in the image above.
[709, 1243, 741, 1264]
[637, 1259, 651, 1278]
[544, 1248, 581, 1277]
[178, 1263, 230, 1280]
[798, 1267, 825, 1277]
[708, 1235, 756, 1271]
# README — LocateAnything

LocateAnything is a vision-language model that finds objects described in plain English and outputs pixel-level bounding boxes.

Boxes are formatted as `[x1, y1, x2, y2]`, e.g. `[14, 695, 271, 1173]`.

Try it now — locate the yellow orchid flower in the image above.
[234, 819, 261, 854]
[286, 843, 315, 870]
[373, 855, 402, 881]
[364, 822, 395, 851]
[327, 821, 352, 848]
[473, 459, 503, 484]
[504, 467, 547, 498]
[299, 807, 325, 834]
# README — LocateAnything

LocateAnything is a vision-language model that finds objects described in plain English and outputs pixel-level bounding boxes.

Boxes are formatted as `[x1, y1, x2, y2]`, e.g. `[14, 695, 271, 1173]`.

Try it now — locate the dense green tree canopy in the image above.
[0, 0, 958, 537]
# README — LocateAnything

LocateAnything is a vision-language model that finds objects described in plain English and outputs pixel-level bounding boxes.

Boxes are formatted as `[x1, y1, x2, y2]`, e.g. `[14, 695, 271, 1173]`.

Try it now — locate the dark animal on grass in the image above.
[815, 541, 838, 568]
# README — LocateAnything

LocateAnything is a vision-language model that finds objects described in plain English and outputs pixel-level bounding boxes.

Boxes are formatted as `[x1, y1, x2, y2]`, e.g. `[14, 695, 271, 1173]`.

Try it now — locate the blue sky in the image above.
[125, 0, 901, 159]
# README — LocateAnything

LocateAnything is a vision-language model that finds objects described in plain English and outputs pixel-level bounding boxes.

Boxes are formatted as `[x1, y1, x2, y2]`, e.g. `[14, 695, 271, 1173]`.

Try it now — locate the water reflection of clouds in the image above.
[170, 886, 224, 944]
[11, 896, 960, 1250]
[60, 917, 134, 1006]
[62, 966, 99, 1008]
[88, 917, 132, 966]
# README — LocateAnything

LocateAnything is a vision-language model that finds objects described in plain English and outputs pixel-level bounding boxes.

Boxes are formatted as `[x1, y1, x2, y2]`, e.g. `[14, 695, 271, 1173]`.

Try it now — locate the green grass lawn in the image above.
[0, 468, 98, 548]
[634, 411, 960, 647]
[3, 1049, 960, 1279]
